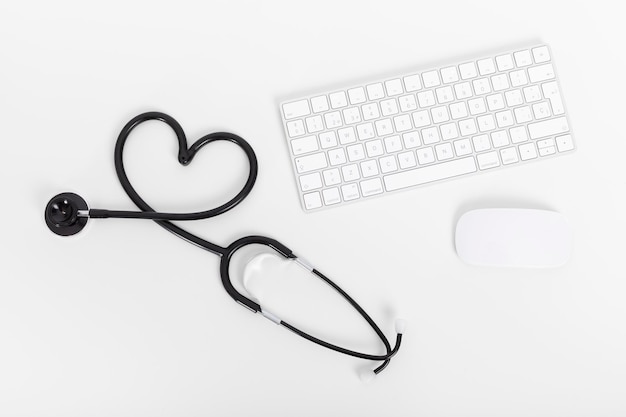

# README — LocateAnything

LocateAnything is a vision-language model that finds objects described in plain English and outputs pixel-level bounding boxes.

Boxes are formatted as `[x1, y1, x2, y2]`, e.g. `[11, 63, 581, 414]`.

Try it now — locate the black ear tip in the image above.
[45, 192, 89, 236]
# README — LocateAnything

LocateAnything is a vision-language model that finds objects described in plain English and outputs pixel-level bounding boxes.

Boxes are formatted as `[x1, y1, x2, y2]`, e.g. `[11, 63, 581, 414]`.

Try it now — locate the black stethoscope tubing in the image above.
[49, 112, 402, 375]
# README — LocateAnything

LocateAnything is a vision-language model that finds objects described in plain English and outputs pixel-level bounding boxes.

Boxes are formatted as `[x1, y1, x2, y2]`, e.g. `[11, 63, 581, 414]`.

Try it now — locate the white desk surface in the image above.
[2, 1, 625, 415]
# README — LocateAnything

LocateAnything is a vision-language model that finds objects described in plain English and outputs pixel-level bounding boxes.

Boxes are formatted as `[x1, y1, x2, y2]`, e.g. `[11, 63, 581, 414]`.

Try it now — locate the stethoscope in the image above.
[44, 112, 404, 379]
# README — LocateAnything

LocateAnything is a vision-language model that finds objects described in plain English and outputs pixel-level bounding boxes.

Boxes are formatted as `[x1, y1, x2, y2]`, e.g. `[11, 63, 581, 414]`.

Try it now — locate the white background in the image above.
[2, 1, 626, 416]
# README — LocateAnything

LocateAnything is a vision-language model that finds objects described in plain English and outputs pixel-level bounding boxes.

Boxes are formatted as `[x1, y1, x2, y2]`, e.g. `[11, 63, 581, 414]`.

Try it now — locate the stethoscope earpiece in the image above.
[44, 192, 89, 236]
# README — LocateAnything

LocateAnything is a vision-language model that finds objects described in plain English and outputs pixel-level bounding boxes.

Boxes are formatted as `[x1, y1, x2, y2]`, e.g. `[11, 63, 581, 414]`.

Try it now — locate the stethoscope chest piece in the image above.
[45, 192, 89, 236]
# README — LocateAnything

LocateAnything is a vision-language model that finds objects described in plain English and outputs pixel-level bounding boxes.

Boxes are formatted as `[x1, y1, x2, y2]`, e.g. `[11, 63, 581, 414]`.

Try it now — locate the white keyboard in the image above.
[279, 44, 575, 212]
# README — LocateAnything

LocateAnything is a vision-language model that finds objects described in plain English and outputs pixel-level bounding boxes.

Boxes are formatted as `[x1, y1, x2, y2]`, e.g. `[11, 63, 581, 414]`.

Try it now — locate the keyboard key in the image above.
[490, 130, 509, 148]
[486, 94, 505, 111]
[528, 63, 555, 83]
[454, 138, 472, 156]
[422, 70, 440, 88]
[495, 110, 514, 127]
[477, 58, 496, 75]
[402, 131, 421, 149]
[403, 74, 422, 91]
[379, 155, 398, 173]
[491, 74, 509, 92]
[360, 178, 384, 197]
[384, 135, 402, 153]
[537, 138, 556, 150]
[296, 152, 328, 173]
[435, 143, 454, 160]
[510, 70, 528, 87]
[341, 183, 360, 201]
[454, 82, 473, 99]
[421, 127, 440, 145]
[380, 99, 399, 116]
[440, 66, 459, 83]
[398, 151, 417, 169]
[417, 147, 435, 165]
[523, 85, 542, 102]
[537, 140, 556, 158]
[528, 116, 569, 139]
[449, 102, 468, 119]
[532, 102, 551, 119]
[348, 87, 367, 105]
[417, 90, 436, 107]
[287, 119, 306, 137]
[323, 168, 341, 186]
[319, 131, 338, 148]
[393, 114, 412, 132]
[514, 50, 533, 67]
[472, 78, 491, 95]
[328, 148, 347, 165]
[459, 118, 477, 136]
[357, 123, 375, 140]
[324, 111, 343, 129]
[365, 139, 384, 157]
[347, 144, 366, 161]
[496, 54, 514, 71]
[341, 164, 360, 182]
[291, 135, 318, 155]
[303, 192, 322, 209]
[459, 62, 478, 79]
[510, 126, 529, 143]
[477, 151, 500, 170]
[412, 110, 431, 128]
[505, 89, 523, 107]
[299, 172, 322, 191]
[472, 135, 491, 152]
[305, 115, 324, 133]
[477, 114, 496, 132]
[283, 100, 311, 119]
[384, 157, 477, 191]
[556, 134, 574, 152]
[343, 107, 362, 124]
[375, 119, 393, 136]
[329, 91, 348, 108]
[361, 103, 380, 121]
[468, 97, 487, 115]
[360, 159, 379, 177]
[431, 106, 450, 123]
[514, 106, 532, 124]
[500, 147, 519, 165]
[367, 83, 385, 100]
[532, 46, 551, 63]
[337, 127, 356, 145]
[539, 146, 556, 157]
[440, 122, 459, 140]
[542, 81, 565, 115]
[311, 96, 329, 113]
[322, 188, 341, 205]
[398, 94, 418, 112]
[435, 86, 454, 103]
[519, 142, 538, 160]
[385, 79, 404, 96]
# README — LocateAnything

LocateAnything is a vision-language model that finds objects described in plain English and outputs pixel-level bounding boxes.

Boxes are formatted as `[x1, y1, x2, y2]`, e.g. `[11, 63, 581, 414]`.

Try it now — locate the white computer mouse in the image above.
[455, 208, 572, 268]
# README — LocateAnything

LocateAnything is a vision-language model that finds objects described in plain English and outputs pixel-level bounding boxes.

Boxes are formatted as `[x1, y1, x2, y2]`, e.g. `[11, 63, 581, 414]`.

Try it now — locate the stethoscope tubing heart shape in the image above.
[44, 111, 404, 380]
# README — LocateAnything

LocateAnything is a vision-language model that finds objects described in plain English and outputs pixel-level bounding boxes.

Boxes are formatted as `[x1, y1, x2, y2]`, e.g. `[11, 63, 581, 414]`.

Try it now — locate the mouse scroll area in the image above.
[455, 208, 573, 268]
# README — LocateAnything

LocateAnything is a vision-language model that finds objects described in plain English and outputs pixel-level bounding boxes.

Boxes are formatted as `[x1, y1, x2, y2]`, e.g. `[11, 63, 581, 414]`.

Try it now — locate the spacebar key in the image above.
[384, 157, 477, 191]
